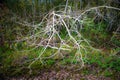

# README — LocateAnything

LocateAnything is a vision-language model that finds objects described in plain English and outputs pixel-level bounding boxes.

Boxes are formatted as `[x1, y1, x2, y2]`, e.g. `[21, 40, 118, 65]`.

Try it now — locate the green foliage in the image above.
[80, 17, 109, 43]
[85, 50, 120, 71]
[108, 56, 120, 71]
[103, 70, 113, 77]
[111, 36, 120, 47]
[45, 59, 55, 66]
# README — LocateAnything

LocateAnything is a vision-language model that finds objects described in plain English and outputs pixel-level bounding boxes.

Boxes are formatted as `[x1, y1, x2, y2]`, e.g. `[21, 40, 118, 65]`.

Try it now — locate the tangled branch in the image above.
[12, 5, 120, 73]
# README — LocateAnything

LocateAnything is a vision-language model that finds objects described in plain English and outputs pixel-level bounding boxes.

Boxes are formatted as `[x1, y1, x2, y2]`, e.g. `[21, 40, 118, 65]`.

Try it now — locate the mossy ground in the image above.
[0, 45, 120, 80]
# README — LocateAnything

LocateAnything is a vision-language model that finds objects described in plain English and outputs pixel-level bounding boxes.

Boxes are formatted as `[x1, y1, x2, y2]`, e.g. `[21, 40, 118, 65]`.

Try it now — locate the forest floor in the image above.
[2, 64, 116, 80]
[8, 70, 111, 80]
